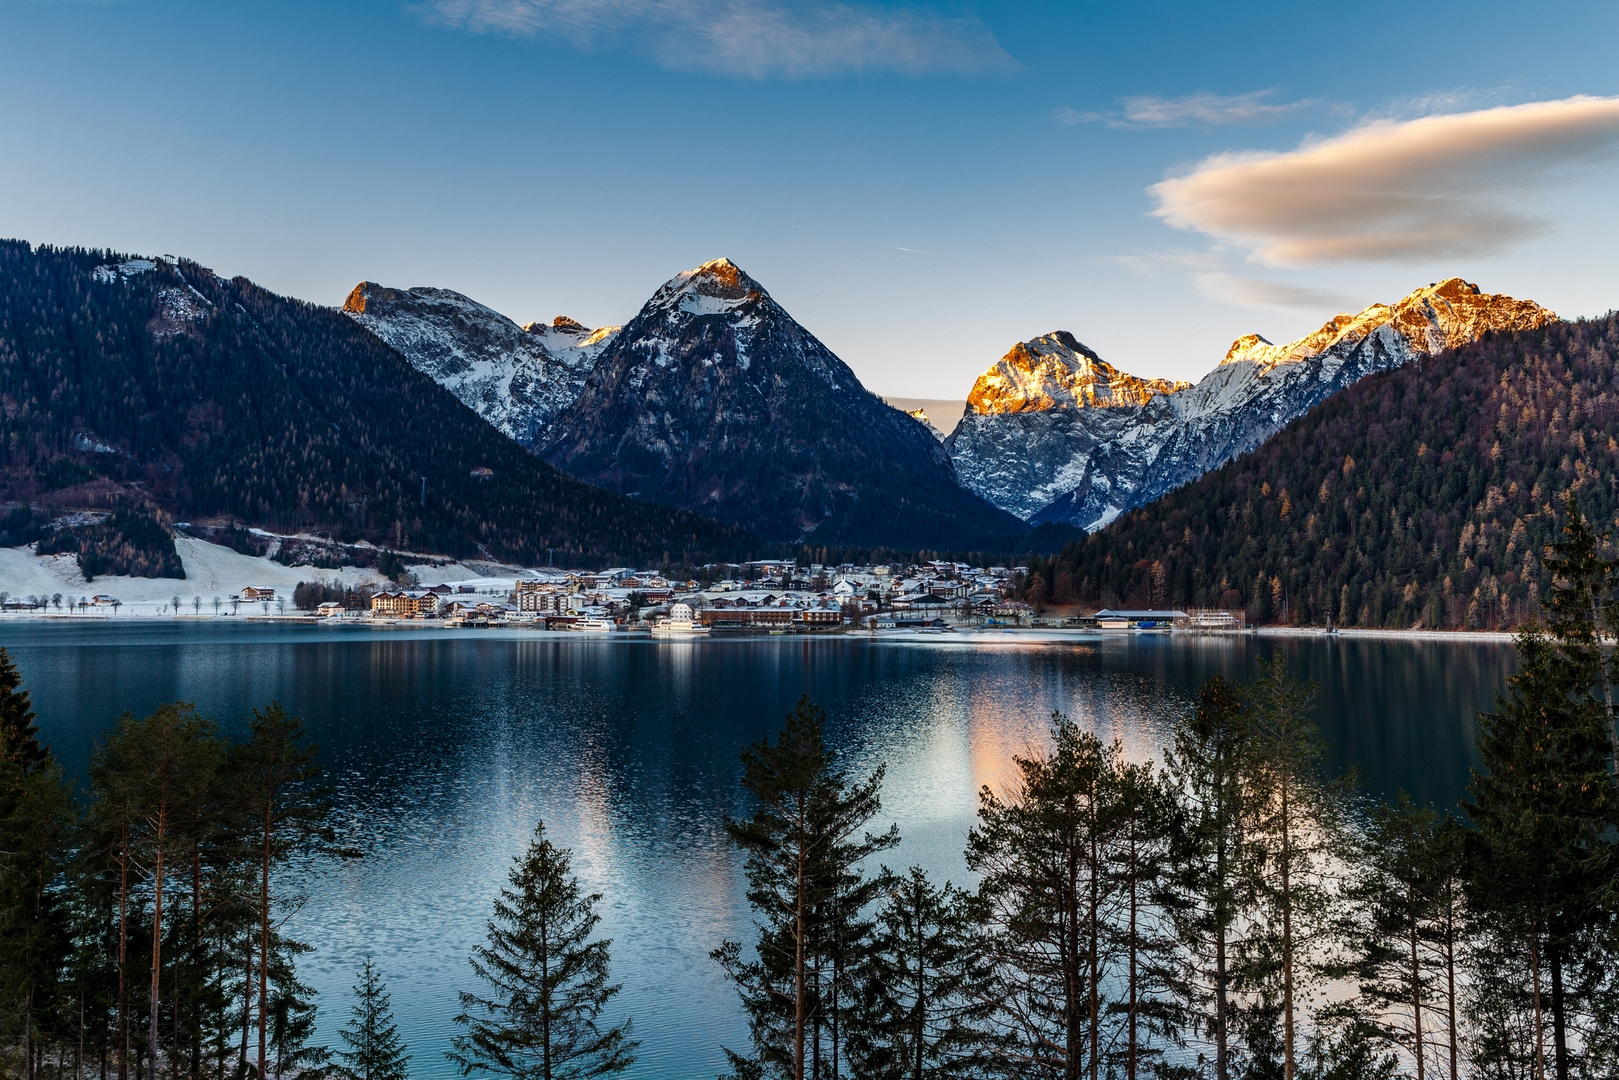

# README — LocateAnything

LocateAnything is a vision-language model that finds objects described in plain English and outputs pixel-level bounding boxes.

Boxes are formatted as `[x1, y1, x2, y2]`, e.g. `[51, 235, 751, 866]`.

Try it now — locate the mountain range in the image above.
[5, 235, 1583, 586]
[946, 279, 1556, 530]
[0, 241, 753, 570]
[355, 265, 1556, 558]
[352, 259, 1028, 549]
[1016, 310, 1618, 630]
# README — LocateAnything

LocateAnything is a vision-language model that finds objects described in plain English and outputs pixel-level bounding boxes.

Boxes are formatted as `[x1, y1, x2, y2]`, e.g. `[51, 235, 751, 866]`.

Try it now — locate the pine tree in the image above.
[851, 867, 999, 1079]
[449, 820, 636, 1080]
[1105, 759, 1182, 1080]
[712, 696, 897, 1080]
[335, 957, 410, 1080]
[965, 713, 1124, 1080]
[1162, 675, 1254, 1080]
[1337, 794, 1468, 1080]
[1538, 497, 1619, 781]
[231, 702, 333, 1080]
[1464, 624, 1618, 1080]
[1238, 655, 1347, 1080]
[90, 704, 225, 1074]
[0, 647, 48, 775]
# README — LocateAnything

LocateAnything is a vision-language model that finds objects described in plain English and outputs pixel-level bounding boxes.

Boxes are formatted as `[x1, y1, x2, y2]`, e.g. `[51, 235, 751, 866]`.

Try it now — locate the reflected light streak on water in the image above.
[12, 623, 1512, 1079]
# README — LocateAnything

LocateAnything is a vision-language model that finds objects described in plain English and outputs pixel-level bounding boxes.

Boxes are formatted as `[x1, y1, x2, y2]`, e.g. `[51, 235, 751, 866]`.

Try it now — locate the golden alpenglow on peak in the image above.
[967, 330, 1191, 415]
[1220, 278, 1555, 375]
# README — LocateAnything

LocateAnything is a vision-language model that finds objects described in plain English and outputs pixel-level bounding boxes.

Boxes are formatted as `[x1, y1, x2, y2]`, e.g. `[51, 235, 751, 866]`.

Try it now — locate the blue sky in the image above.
[4, 0, 1618, 398]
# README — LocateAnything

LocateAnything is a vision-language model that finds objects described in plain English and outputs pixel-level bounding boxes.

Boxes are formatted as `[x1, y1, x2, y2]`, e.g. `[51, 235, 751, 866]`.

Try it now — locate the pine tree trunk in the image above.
[119, 814, 130, 1080]
[1409, 878, 1423, 1080]
[794, 794, 807, 1080]
[1529, 927, 1545, 1080]
[1548, 939, 1568, 1080]
[1128, 823, 1139, 1080]
[1067, 824, 1081, 1080]
[258, 802, 271, 1080]
[191, 833, 202, 1080]
[150, 812, 167, 1072]
[1086, 826, 1099, 1080]
[1213, 824, 1229, 1080]
[1444, 888, 1458, 1080]
[239, 939, 251, 1071]
[1280, 771, 1295, 1080]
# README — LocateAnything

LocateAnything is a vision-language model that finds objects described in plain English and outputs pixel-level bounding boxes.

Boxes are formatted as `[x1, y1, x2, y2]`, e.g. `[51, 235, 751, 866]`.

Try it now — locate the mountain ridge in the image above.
[343, 281, 619, 446]
[947, 278, 1556, 528]
[537, 258, 1029, 548]
[1017, 311, 1618, 629]
[0, 241, 754, 569]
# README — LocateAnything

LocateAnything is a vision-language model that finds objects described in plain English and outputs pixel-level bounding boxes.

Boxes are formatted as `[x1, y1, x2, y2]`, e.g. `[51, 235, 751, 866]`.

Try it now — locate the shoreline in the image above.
[1, 612, 1522, 644]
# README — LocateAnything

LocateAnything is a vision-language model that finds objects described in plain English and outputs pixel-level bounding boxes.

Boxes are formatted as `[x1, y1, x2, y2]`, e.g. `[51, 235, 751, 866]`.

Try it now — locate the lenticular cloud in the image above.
[427, 0, 1016, 79]
[1150, 96, 1619, 264]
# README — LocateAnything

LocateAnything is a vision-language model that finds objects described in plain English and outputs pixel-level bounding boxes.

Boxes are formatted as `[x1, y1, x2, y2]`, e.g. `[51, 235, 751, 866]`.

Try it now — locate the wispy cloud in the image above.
[1150, 95, 1619, 265]
[1113, 251, 1357, 312]
[1058, 89, 1321, 130]
[424, 0, 1017, 78]
[1192, 273, 1358, 312]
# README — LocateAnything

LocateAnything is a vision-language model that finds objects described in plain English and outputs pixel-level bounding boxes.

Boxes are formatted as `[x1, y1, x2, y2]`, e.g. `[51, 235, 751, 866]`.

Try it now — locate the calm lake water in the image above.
[10, 622, 1515, 1079]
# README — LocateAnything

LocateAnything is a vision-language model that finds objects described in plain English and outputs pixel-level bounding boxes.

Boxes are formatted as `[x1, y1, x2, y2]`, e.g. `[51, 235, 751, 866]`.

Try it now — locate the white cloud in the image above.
[425, 0, 1016, 78]
[1191, 273, 1358, 312]
[1150, 95, 1619, 265]
[1059, 89, 1319, 130]
[1112, 251, 1357, 312]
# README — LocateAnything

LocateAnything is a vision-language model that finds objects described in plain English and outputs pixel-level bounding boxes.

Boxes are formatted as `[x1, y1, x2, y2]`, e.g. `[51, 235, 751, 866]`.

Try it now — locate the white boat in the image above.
[572, 617, 618, 633]
[651, 602, 710, 636]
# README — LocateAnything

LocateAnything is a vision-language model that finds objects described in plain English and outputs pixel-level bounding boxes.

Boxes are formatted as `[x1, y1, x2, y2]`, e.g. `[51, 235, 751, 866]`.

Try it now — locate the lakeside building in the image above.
[371, 590, 442, 618]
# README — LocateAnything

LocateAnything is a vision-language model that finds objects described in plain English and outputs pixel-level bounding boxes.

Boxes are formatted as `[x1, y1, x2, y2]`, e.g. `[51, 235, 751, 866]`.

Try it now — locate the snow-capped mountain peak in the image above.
[948, 278, 1555, 529]
[968, 331, 1192, 415]
[647, 258, 768, 314]
[536, 259, 1022, 544]
[343, 282, 617, 447]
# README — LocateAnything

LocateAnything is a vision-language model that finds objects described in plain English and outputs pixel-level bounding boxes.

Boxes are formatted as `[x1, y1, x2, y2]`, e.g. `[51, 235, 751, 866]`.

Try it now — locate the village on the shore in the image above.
[3, 558, 1244, 634]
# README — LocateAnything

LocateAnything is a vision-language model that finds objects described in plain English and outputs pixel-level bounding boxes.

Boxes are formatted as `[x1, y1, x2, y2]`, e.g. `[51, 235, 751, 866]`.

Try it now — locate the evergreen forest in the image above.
[3, 509, 1617, 1080]
[0, 242, 755, 571]
[1018, 315, 1619, 629]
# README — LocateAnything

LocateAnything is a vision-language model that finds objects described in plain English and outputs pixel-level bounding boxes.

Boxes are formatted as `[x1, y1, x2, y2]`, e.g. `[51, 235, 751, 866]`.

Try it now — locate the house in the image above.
[241, 587, 275, 601]
[371, 591, 441, 618]
[315, 602, 344, 618]
[1092, 609, 1188, 629]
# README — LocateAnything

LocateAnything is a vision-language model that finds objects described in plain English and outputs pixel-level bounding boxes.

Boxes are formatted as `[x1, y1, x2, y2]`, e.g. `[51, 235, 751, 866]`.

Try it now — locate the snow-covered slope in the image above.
[947, 279, 1554, 530]
[0, 536, 526, 617]
[343, 283, 618, 446]
[538, 259, 1026, 546]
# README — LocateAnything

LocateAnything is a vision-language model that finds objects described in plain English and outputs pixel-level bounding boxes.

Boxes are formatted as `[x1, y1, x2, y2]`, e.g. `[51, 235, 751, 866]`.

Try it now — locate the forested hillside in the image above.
[1021, 313, 1619, 629]
[0, 242, 754, 568]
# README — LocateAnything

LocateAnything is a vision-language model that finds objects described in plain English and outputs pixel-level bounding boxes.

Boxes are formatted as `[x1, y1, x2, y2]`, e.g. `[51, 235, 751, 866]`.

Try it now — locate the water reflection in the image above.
[13, 624, 1512, 1079]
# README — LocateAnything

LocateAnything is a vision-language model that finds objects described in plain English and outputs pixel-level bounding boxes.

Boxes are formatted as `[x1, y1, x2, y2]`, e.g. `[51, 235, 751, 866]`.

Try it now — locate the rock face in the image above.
[967, 331, 1191, 414]
[343, 283, 617, 446]
[947, 279, 1555, 530]
[539, 259, 1026, 546]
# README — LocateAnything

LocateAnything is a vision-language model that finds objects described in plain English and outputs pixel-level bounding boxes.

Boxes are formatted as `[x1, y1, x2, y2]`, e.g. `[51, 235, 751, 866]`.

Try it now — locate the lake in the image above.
[9, 622, 1516, 1078]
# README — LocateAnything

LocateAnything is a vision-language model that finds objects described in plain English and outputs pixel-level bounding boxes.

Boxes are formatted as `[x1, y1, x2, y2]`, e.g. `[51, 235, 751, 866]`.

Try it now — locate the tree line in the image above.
[1018, 317, 1619, 630]
[4, 507, 1617, 1079]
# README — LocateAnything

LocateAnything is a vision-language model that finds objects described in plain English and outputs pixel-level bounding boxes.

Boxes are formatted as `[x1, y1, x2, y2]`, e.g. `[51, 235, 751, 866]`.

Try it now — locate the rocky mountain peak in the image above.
[342, 281, 396, 315]
[538, 259, 1024, 546]
[648, 258, 769, 314]
[966, 331, 1191, 416]
[1220, 279, 1553, 376]
[343, 279, 616, 448]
